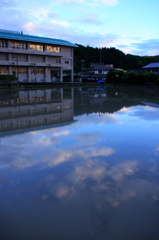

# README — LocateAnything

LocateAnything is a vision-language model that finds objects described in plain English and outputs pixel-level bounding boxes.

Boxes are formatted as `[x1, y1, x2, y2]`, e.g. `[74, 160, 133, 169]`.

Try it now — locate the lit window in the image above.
[11, 42, 26, 49]
[31, 68, 44, 74]
[30, 44, 43, 51]
[47, 46, 61, 53]
[0, 68, 8, 74]
[65, 105, 70, 109]
[15, 68, 28, 74]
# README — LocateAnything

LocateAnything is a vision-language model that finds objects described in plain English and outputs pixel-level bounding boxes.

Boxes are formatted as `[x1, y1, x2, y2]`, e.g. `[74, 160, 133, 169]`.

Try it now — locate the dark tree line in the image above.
[74, 44, 159, 72]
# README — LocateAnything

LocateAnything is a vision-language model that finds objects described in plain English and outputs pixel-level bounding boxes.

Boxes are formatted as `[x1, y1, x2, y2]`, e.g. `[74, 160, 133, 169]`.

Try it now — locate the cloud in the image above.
[118, 38, 159, 56]
[28, 9, 49, 21]
[21, 20, 120, 47]
[22, 22, 36, 34]
[51, 20, 69, 27]
[53, 0, 119, 6]
[75, 15, 103, 25]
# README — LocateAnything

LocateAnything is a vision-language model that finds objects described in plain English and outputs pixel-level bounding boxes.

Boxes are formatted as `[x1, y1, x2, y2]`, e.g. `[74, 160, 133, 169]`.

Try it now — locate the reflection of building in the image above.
[0, 29, 77, 82]
[141, 101, 159, 108]
[0, 89, 74, 134]
[81, 88, 108, 104]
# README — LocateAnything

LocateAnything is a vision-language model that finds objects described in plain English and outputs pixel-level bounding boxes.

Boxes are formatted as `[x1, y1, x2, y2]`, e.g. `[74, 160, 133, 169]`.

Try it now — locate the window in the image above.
[31, 68, 44, 74]
[11, 42, 26, 49]
[0, 40, 7, 48]
[47, 46, 61, 53]
[56, 59, 61, 63]
[0, 68, 8, 74]
[65, 105, 70, 109]
[12, 68, 28, 74]
[65, 61, 69, 64]
[30, 44, 43, 51]
[0, 123, 11, 129]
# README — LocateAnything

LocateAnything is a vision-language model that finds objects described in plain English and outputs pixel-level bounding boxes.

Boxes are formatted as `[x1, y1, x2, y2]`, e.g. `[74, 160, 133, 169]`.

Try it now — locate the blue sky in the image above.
[1, 0, 159, 56]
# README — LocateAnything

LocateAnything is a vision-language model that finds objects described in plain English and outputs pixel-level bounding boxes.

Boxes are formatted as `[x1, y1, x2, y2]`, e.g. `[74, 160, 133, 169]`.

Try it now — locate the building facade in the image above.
[82, 63, 115, 82]
[0, 29, 77, 82]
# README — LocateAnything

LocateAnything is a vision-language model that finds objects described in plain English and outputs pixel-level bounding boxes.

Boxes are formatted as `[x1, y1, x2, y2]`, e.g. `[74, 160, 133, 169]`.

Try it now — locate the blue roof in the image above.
[142, 62, 159, 68]
[0, 30, 77, 48]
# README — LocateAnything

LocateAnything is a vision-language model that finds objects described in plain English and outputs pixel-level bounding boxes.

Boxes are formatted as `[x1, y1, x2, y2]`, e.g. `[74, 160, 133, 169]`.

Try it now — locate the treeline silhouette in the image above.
[74, 44, 159, 72]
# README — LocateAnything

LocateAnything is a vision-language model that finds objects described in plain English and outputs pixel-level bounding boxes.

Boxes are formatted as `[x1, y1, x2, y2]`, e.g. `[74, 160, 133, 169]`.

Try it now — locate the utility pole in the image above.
[81, 60, 85, 74]
[100, 49, 102, 63]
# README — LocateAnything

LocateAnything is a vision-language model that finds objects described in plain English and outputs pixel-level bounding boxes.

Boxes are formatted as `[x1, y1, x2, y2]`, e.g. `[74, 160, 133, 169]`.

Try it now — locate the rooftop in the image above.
[0, 29, 77, 48]
[142, 62, 159, 68]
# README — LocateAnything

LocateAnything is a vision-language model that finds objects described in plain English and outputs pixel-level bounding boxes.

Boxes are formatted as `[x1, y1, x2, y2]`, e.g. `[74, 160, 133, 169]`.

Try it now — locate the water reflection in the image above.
[0, 86, 159, 240]
[0, 88, 74, 135]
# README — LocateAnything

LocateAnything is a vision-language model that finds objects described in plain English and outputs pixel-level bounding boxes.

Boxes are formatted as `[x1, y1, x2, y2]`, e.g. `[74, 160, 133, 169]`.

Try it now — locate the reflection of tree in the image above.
[74, 87, 159, 116]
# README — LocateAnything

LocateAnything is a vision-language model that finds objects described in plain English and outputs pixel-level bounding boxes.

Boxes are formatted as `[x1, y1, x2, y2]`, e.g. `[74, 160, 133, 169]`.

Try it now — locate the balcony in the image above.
[0, 47, 63, 57]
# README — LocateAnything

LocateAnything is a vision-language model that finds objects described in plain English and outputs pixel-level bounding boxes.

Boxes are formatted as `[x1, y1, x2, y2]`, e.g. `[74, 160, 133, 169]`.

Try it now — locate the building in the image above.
[82, 63, 115, 82]
[142, 62, 159, 73]
[0, 29, 77, 83]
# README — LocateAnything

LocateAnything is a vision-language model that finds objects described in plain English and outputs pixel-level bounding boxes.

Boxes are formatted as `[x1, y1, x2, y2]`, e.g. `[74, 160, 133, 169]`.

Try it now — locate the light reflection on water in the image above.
[0, 86, 159, 240]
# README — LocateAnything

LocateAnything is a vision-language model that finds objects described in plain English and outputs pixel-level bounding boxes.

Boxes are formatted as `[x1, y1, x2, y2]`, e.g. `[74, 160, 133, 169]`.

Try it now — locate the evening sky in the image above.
[0, 0, 159, 56]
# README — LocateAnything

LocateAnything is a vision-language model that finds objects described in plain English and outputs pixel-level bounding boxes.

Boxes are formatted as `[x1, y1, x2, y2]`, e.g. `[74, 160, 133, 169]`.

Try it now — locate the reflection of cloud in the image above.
[53, 130, 70, 137]
[118, 107, 130, 113]
[155, 146, 159, 152]
[73, 159, 107, 182]
[75, 113, 117, 126]
[46, 178, 74, 199]
[35, 136, 52, 146]
[117, 105, 159, 121]
[85, 147, 114, 158]
[54, 183, 74, 198]
[71, 159, 137, 185]
[73, 132, 99, 146]
[107, 160, 138, 182]
[48, 151, 72, 166]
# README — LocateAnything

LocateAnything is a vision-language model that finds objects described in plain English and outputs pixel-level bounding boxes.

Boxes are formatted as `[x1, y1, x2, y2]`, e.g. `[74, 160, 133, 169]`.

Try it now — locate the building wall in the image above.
[0, 39, 74, 82]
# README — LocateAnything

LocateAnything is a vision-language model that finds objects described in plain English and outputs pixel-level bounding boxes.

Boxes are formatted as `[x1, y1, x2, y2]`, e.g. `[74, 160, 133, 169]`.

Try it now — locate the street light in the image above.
[16, 55, 19, 80]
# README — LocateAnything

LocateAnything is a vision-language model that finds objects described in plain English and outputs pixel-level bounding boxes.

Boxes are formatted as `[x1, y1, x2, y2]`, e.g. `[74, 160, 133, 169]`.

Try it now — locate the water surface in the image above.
[0, 86, 159, 240]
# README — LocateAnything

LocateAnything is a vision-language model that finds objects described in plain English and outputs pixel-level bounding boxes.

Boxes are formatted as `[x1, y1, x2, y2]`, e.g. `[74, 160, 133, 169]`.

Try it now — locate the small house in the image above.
[82, 62, 115, 82]
[142, 62, 159, 73]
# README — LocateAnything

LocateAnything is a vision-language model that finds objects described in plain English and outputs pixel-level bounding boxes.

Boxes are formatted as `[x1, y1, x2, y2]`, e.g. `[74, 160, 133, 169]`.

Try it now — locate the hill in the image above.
[74, 44, 159, 72]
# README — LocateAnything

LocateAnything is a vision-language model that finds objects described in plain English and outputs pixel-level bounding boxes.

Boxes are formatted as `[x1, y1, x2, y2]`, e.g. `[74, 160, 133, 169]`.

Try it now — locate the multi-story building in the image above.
[0, 29, 77, 82]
